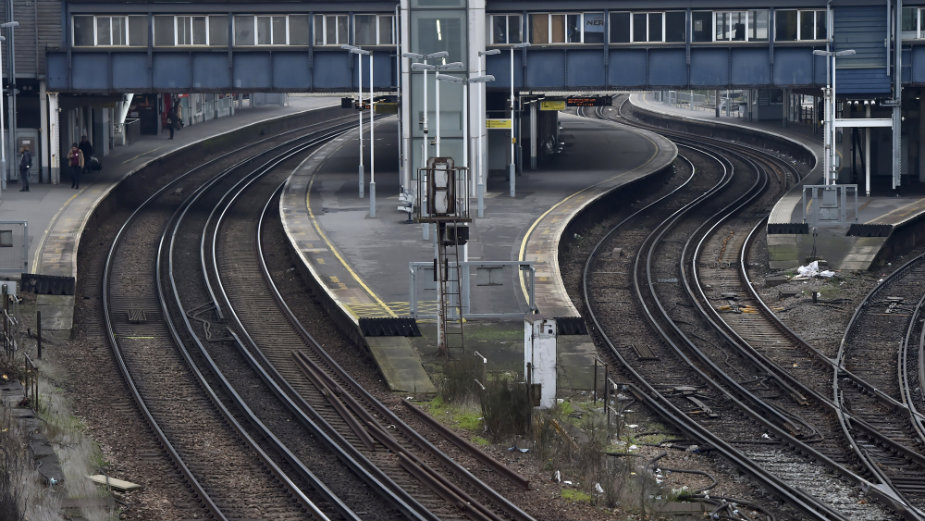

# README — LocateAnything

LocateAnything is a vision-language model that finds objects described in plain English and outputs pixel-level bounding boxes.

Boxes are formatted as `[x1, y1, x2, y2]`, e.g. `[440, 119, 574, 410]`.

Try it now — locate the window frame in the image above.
[775, 9, 827, 42]
[529, 12, 604, 45]
[313, 14, 349, 46]
[694, 10, 768, 43]
[354, 14, 395, 46]
[73, 14, 147, 47]
[489, 14, 523, 45]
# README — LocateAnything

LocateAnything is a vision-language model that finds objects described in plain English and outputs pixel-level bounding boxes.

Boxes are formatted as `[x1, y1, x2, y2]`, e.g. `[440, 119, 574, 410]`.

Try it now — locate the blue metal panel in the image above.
[314, 51, 353, 90]
[192, 54, 232, 90]
[112, 54, 149, 90]
[690, 48, 728, 87]
[153, 54, 192, 90]
[913, 47, 925, 84]
[609, 49, 647, 87]
[566, 49, 605, 88]
[46, 54, 69, 90]
[648, 49, 686, 87]
[526, 51, 565, 88]
[730, 48, 770, 86]
[233, 53, 273, 90]
[272, 54, 313, 90]
[837, 69, 891, 95]
[834, 6, 891, 95]
[71, 54, 110, 91]
[773, 48, 815, 86]
[372, 54, 393, 89]
[483, 53, 521, 88]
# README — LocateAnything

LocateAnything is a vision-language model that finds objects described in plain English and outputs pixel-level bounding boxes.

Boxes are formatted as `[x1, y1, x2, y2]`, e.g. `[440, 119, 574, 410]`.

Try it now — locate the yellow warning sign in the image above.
[486, 118, 512, 129]
[540, 100, 566, 111]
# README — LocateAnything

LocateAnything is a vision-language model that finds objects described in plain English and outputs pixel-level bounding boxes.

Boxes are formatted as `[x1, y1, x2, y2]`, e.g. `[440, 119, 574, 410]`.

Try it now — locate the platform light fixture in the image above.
[342, 44, 371, 203]
[509, 42, 530, 197]
[403, 51, 448, 170]
[476, 49, 500, 217]
[813, 48, 856, 185]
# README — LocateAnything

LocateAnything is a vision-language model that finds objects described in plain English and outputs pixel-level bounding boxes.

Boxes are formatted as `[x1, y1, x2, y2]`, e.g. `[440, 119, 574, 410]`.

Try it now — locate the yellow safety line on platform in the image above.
[122, 146, 166, 164]
[30, 192, 81, 274]
[517, 132, 660, 305]
[305, 175, 397, 319]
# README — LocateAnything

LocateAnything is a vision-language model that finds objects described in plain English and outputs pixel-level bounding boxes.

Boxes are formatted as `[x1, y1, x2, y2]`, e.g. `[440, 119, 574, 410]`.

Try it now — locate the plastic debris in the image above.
[796, 261, 835, 278]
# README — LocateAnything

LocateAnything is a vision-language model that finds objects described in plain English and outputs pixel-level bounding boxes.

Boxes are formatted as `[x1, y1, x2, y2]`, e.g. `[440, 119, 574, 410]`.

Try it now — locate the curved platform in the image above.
[281, 113, 676, 394]
[10, 96, 336, 330]
[630, 93, 925, 271]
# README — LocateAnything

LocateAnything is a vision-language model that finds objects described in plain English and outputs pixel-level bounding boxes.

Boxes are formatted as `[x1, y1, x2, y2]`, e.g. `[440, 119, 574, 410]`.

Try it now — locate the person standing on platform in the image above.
[79, 135, 93, 176]
[67, 143, 84, 189]
[166, 108, 176, 139]
[18, 145, 31, 192]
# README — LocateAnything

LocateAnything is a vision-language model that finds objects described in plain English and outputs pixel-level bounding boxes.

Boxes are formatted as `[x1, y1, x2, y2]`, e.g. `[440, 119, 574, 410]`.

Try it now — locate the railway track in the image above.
[573, 99, 908, 519]
[99, 109, 535, 521]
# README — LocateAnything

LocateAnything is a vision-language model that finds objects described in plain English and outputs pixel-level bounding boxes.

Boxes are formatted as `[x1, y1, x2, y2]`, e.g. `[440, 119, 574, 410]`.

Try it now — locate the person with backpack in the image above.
[67, 143, 84, 189]
[79, 135, 94, 176]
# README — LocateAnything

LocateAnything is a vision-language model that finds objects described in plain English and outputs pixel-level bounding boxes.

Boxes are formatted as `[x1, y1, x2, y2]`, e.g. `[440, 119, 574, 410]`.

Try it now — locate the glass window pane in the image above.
[379, 15, 394, 44]
[337, 15, 348, 44]
[665, 11, 685, 42]
[584, 13, 604, 43]
[550, 14, 565, 43]
[96, 18, 111, 45]
[902, 6, 917, 36]
[73, 16, 94, 46]
[326, 16, 337, 44]
[751, 10, 768, 41]
[633, 13, 646, 42]
[176, 17, 190, 45]
[234, 15, 254, 45]
[356, 14, 376, 45]
[921, 9, 925, 38]
[314, 16, 324, 45]
[610, 12, 630, 43]
[154, 16, 174, 46]
[112, 17, 127, 45]
[209, 16, 228, 46]
[509, 15, 522, 43]
[816, 10, 827, 40]
[731, 13, 745, 41]
[193, 17, 206, 45]
[530, 14, 548, 44]
[649, 13, 663, 42]
[289, 15, 309, 45]
[129, 16, 148, 46]
[566, 14, 580, 43]
[272, 16, 286, 44]
[692, 11, 712, 42]
[256, 16, 271, 45]
[776, 10, 797, 41]
[715, 13, 727, 41]
[492, 15, 508, 44]
[800, 11, 814, 41]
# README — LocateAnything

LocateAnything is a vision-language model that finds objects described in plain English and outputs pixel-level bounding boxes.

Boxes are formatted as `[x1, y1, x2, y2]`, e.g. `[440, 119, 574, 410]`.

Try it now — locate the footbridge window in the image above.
[609, 11, 685, 43]
[775, 9, 827, 41]
[313, 14, 349, 46]
[692, 10, 768, 42]
[489, 14, 523, 44]
[528, 12, 604, 44]
[234, 15, 309, 46]
[153, 15, 229, 46]
[902, 7, 925, 39]
[355, 14, 395, 45]
[72, 15, 147, 47]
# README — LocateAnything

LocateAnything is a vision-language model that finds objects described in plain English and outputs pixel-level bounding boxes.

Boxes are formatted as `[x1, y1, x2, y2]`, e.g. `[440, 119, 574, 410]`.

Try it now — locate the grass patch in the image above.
[561, 488, 591, 503]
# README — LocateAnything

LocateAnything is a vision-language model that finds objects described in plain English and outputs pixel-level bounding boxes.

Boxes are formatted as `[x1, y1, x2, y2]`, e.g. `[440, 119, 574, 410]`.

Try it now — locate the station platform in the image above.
[2, 94, 339, 330]
[631, 93, 925, 271]
[281, 113, 676, 394]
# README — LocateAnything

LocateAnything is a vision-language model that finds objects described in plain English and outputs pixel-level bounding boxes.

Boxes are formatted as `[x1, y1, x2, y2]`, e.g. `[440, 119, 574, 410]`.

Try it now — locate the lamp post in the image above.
[342, 44, 370, 201]
[509, 42, 530, 197]
[477, 49, 500, 217]
[437, 72, 495, 218]
[403, 51, 448, 172]
[3, 20, 17, 190]
[0, 33, 6, 197]
[813, 48, 856, 185]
